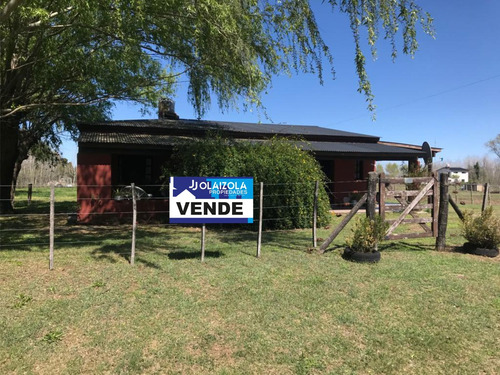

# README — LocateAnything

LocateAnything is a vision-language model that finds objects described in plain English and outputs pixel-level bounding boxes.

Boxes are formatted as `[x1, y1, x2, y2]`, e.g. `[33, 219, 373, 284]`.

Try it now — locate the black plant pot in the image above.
[342, 248, 381, 263]
[463, 242, 499, 258]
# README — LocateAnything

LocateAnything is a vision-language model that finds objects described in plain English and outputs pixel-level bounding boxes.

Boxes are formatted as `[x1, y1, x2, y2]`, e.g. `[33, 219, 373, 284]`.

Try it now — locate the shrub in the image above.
[346, 216, 389, 253]
[162, 134, 332, 230]
[462, 207, 500, 249]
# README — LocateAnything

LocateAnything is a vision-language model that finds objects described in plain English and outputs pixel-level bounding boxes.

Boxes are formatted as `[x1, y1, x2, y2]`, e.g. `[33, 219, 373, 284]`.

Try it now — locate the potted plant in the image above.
[461, 207, 500, 257]
[343, 216, 389, 263]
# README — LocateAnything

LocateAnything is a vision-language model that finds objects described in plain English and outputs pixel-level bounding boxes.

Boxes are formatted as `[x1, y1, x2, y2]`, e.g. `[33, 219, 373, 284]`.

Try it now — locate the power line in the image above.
[333, 73, 500, 125]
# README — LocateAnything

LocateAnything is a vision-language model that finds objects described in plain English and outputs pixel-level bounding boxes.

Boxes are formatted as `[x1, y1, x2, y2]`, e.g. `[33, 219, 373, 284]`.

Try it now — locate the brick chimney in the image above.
[158, 98, 179, 120]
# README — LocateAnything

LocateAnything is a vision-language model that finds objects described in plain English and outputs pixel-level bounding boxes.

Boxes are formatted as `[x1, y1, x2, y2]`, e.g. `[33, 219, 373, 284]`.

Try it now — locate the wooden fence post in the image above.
[312, 181, 319, 247]
[432, 173, 439, 236]
[481, 183, 490, 212]
[367, 172, 378, 219]
[257, 182, 263, 258]
[379, 173, 386, 220]
[436, 173, 449, 251]
[131, 183, 137, 265]
[49, 186, 55, 270]
[201, 223, 206, 262]
[448, 195, 464, 221]
[27, 183, 32, 206]
[319, 193, 367, 253]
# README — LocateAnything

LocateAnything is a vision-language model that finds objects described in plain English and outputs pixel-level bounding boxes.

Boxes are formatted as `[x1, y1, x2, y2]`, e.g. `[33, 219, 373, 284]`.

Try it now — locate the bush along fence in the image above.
[0, 177, 498, 269]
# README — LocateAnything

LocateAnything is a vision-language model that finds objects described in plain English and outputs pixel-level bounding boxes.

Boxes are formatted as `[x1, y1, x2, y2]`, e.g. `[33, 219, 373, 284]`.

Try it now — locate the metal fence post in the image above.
[312, 181, 319, 247]
[201, 223, 206, 262]
[131, 183, 137, 265]
[49, 186, 55, 270]
[257, 182, 263, 258]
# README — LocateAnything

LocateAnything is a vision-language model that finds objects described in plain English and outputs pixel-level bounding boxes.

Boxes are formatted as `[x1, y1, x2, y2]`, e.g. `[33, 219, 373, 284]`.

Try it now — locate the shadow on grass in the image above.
[380, 241, 434, 252]
[320, 244, 344, 254]
[91, 243, 164, 269]
[168, 250, 223, 260]
[321, 240, 437, 255]
[214, 228, 311, 251]
[92, 243, 131, 262]
[136, 258, 162, 269]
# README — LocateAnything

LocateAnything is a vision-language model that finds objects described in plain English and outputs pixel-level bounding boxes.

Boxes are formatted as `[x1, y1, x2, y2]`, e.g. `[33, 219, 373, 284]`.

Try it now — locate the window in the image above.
[355, 160, 364, 180]
[113, 155, 155, 187]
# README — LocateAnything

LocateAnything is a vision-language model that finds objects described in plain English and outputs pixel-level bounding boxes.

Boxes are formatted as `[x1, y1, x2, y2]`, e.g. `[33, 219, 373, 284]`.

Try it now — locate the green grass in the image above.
[1, 188, 499, 374]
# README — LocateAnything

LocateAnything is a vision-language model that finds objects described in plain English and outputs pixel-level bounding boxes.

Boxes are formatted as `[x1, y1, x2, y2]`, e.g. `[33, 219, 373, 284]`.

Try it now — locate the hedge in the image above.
[162, 135, 332, 230]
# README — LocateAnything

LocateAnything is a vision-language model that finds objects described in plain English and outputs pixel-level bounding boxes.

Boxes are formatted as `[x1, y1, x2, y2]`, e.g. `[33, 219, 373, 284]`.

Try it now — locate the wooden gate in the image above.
[379, 174, 438, 240]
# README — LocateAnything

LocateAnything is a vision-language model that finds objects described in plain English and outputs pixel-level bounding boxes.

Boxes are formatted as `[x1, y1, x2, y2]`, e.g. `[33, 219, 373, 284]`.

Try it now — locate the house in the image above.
[76, 100, 441, 222]
[436, 166, 469, 184]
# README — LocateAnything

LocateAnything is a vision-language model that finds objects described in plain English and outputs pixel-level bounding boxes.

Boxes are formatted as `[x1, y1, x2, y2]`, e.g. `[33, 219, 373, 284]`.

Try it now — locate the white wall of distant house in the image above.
[448, 171, 469, 183]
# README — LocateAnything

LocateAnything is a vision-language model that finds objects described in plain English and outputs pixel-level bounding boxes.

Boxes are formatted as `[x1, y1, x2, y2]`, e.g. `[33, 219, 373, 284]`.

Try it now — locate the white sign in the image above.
[169, 177, 254, 224]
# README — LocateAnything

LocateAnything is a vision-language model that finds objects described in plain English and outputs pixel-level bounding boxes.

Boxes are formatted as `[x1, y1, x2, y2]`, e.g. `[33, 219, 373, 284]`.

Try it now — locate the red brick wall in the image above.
[77, 153, 169, 223]
[77, 153, 113, 222]
[331, 159, 375, 206]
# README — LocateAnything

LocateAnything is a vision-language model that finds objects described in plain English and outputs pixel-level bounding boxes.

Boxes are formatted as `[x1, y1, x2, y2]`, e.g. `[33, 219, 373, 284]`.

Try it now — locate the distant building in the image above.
[437, 166, 469, 183]
[463, 183, 483, 192]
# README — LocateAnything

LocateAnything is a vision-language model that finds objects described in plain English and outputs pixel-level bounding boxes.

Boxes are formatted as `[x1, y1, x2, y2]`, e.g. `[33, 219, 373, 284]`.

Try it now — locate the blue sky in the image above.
[61, 0, 499, 166]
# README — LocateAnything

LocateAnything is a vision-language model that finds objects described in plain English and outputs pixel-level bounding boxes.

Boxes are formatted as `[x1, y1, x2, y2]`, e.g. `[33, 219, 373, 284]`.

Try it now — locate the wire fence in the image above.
[1, 181, 333, 259]
[1, 180, 499, 268]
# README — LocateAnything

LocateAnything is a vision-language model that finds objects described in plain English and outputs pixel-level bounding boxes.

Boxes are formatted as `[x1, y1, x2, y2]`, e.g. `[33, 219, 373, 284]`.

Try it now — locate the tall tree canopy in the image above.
[0, 0, 433, 212]
[486, 134, 500, 159]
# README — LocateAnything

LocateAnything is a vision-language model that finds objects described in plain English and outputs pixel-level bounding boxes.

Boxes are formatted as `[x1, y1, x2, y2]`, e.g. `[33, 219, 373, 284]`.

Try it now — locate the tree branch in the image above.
[0, 0, 25, 24]
[27, 6, 74, 28]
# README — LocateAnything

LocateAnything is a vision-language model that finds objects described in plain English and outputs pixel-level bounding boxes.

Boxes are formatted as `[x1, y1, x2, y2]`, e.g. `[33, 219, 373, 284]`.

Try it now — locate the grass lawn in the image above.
[1, 188, 499, 374]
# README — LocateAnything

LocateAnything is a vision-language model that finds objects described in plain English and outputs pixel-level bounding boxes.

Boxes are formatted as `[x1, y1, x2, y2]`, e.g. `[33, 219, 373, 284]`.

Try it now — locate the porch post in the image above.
[408, 158, 419, 174]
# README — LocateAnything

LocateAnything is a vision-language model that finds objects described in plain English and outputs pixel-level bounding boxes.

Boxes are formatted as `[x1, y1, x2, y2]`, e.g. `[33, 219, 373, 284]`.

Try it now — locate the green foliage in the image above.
[346, 216, 389, 253]
[0, 1, 434, 121]
[462, 207, 500, 249]
[400, 162, 430, 178]
[162, 135, 331, 230]
[92, 280, 106, 288]
[12, 293, 32, 308]
[1, 0, 434, 211]
[473, 162, 481, 182]
[385, 162, 401, 177]
[42, 330, 63, 344]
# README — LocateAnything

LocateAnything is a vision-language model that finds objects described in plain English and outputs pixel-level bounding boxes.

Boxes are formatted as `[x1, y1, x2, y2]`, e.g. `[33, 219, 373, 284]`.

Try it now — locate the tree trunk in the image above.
[9, 132, 31, 205]
[10, 153, 24, 204]
[0, 116, 20, 213]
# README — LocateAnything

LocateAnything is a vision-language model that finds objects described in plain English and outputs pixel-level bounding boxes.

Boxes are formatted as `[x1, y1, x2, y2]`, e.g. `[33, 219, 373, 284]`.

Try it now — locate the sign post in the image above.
[170, 177, 254, 260]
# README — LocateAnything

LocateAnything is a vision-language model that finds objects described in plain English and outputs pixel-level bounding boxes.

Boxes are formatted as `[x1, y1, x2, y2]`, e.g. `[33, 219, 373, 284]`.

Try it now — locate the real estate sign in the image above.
[169, 177, 254, 224]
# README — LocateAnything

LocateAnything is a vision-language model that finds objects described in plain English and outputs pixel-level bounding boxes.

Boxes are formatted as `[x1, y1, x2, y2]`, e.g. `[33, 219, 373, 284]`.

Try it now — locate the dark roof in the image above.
[78, 118, 380, 143]
[437, 167, 469, 173]
[79, 132, 427, 160]
[79, 132, 184, 146]
[302, 141, 426, 159]
[78, 117, 438, 160]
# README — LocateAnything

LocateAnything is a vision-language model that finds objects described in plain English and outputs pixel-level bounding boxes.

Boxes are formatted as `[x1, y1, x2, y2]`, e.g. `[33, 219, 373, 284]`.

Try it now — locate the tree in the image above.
[384, 162, 400, 177]
[0, 0, 434, 212]
[473, 161, 481, 183]
[486, 134, 500, 159]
